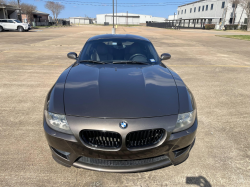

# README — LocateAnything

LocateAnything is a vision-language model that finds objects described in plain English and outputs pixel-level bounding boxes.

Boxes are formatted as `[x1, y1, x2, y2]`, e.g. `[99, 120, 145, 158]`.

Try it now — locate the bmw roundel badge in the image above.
[119, 121, 128, 129]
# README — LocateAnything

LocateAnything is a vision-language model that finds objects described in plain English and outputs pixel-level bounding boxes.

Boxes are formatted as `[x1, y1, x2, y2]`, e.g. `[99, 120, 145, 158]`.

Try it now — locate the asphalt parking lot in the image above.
[0, 26, 250, 187]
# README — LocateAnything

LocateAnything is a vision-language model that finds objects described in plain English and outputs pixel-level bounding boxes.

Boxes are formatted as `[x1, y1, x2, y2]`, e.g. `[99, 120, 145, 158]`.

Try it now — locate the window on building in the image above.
[229, 18, 233, 24]
[194, 7, 196, 12]
[202, 6, 205, 11]
[244, 18, 248, 24]
[181, 10, 183, 14]
[206, 5, 208, 11]
[197, 19, 199, 23]
[190, 8, 192, 13]
[232, 3, 237, 8]
[178, 11, 180, 15]
[185, 9, 186, 14]
[211, 4, 214, 10]
[222, 2, 225, 8]
[198, 6, 201, 12]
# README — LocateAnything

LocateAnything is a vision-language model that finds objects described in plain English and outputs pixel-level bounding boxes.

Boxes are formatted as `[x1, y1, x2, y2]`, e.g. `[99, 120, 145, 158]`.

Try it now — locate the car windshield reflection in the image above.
[80, 39, 160, 65]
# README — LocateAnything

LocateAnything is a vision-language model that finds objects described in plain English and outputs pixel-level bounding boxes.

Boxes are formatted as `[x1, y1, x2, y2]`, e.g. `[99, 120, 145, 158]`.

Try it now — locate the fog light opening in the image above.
[51, 147, 70, 160]
[173, 145, 190, 158]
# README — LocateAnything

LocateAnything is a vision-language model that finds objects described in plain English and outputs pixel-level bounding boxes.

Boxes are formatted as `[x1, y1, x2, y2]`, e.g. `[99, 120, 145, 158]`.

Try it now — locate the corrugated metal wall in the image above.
[105, 16, 140, 25]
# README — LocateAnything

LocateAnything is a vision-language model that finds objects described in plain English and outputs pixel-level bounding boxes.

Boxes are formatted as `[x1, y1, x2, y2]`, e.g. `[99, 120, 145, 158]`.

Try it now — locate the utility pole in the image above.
[112, 0, 116, 34]
[17, 0, 22, 22]
[127, 11, 128, 26]
[113, 0, 114, 28]
[174, 12, 176, 28]
[116, 0, 117, 26]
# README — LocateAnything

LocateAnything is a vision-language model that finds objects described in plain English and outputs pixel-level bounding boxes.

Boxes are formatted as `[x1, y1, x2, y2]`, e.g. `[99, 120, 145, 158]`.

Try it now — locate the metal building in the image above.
[96, 13, 166, 25]
[69, 17, 94, 25]
[177, 0, 248, 28]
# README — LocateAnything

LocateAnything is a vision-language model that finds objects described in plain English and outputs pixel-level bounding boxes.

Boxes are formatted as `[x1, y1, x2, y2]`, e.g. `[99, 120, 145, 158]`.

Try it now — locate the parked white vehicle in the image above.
[0, 19, 30, 32]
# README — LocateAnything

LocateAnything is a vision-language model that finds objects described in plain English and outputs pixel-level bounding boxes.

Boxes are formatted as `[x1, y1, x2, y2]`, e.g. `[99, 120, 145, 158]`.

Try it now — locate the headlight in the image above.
[44, 110, 72, 134]
[173, 109, 196, 133]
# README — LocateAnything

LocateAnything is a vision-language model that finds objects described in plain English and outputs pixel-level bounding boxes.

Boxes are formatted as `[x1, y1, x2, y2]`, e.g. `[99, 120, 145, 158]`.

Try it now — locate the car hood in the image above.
[64, 64, 178, 118]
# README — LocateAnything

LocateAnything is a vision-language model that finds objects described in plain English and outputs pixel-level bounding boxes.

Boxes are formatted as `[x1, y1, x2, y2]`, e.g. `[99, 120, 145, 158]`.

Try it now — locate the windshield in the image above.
[14, 20, 21, 23]
[80, 39, 160, 64]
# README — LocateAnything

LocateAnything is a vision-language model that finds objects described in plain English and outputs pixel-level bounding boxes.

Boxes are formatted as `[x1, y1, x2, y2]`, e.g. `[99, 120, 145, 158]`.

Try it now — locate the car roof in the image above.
[87, 34, 150, 42]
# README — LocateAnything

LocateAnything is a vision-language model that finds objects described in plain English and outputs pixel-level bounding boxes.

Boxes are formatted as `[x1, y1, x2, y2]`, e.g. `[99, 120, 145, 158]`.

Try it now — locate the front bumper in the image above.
[44, 116, 197, 173]
[22, 25, 29, 30]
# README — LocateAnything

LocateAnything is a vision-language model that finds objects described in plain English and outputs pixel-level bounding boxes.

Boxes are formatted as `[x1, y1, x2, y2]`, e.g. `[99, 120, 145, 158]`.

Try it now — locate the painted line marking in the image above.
[169, 65, 250, 68]
[0, 63, 63, 66]
[2, 51, 69, 53]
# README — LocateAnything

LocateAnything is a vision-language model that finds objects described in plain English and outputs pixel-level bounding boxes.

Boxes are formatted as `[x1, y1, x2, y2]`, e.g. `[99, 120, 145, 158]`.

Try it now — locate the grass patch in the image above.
[93, 24, 141, 27]
[164, 28, 176, 30]
[216, 35, 250, 41]
[32, 26, 50, 29]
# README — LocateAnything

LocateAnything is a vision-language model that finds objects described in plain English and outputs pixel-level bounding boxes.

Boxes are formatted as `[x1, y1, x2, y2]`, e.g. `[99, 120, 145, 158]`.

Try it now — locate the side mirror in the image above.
[67, 52, 77, 59]
[161, 53, 171, 61]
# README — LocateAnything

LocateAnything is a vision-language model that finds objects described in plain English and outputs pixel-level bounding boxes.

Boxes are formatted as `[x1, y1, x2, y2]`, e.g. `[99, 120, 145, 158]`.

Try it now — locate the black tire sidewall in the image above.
[0, 26, 3, 32]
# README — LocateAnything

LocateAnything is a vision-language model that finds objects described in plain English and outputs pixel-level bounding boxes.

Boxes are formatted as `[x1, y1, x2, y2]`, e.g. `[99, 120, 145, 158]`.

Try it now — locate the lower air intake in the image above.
[77, 155, 169, 167]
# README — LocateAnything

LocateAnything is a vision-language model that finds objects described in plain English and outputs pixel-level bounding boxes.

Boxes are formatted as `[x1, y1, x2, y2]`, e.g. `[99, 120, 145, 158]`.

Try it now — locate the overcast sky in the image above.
[24, 0, 194, 18]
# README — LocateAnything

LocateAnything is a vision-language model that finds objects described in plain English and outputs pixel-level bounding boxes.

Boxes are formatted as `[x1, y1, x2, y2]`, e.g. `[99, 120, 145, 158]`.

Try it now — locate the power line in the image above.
[35, 0, 224, 8]
[39, 0, 195, 4]
[35, 0, 196, 7]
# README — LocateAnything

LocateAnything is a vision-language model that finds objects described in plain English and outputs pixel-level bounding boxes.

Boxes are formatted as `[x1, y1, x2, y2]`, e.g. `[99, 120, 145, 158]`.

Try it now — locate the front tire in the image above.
[18, 26, 24, 32]
[0, 26, 3, 32]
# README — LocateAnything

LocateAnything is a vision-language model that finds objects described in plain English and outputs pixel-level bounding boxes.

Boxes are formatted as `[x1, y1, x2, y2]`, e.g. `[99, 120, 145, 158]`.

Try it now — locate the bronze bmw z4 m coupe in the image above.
[43, 34, 197, 172]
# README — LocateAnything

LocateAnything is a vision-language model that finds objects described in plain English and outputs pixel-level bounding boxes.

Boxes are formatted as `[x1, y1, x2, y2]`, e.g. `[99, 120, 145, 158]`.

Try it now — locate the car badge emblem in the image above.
[120, 121, 128, 129]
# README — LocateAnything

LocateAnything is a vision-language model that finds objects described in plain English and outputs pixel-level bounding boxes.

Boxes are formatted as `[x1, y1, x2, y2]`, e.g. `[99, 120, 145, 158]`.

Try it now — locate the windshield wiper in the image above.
[79, 60, 107, 64]
[113, 61, 149, 65]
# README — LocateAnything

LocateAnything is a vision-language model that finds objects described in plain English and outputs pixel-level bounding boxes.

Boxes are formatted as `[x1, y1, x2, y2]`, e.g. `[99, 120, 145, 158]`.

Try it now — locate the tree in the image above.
[7, 0, 22, 21]
[0, 0, 6, 4]
[20, 3, 36, 23]
[7, 0, 18, 6]
[45, 1, 64, 23]
[7, 0, 22, 7]
[241, 0, 250, 31]
[230, 0, 241, 25]
[7, 1, 36, 23]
